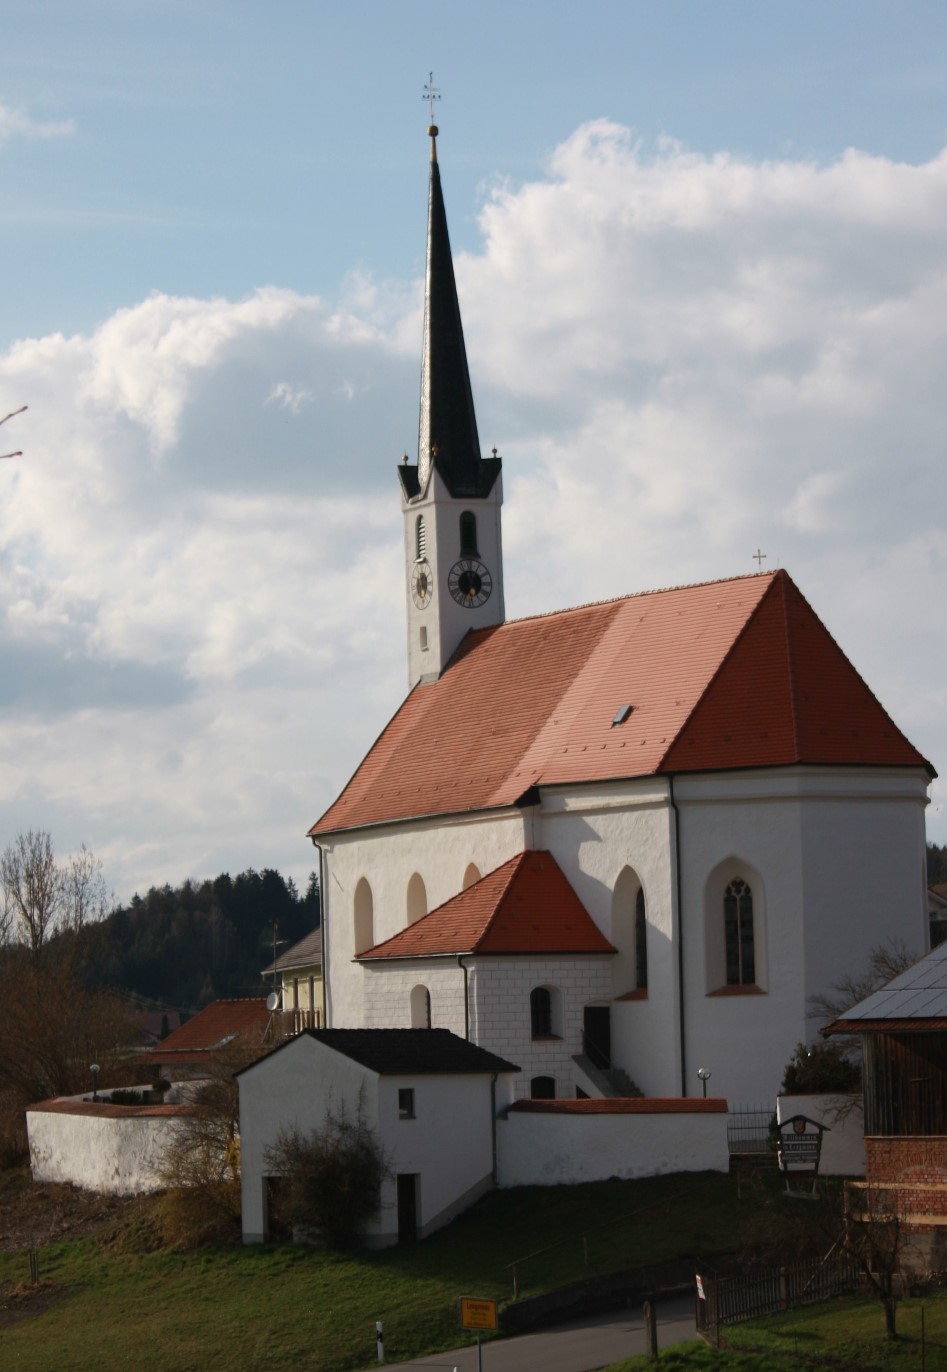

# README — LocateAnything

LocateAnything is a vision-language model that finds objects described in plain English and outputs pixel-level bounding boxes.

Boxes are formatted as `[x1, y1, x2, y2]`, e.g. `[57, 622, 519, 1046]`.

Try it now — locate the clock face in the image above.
[448, 558, 492, 608]
[411, 560, 433, 609]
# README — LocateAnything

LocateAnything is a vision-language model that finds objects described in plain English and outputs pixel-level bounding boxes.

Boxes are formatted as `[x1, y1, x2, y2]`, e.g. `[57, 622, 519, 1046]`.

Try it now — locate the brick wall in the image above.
[860, 1137, 947, 1230]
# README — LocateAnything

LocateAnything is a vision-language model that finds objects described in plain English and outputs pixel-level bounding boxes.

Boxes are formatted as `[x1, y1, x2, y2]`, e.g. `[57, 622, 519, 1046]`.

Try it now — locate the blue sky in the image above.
[1, 1, 945, 903]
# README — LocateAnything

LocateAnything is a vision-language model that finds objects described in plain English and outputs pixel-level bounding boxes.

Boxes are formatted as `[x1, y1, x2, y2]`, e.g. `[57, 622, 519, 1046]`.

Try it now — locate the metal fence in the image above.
[727, 1104, 774, 1155]
[696, 1254, 861, 1343]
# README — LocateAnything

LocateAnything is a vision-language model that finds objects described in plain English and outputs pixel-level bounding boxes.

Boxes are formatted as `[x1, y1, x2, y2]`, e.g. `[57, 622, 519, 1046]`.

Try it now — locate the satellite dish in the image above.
[266, 991, 280, 1012]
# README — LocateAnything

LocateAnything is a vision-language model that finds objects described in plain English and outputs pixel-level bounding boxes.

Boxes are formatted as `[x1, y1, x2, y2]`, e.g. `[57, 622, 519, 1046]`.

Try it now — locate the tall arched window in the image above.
[415, 514, 426, 560]
[410, 984, 432, 1029]
[406, 873, 428, 926]
[459, 511, 477, 556]
[611, 866, 647, 996]
[724, 878, 755, 986]
[353, 877, 374, 956]
[530, 986, 552, 1038]
[634, 886, 648, 991]
[462, 862, 481, 890]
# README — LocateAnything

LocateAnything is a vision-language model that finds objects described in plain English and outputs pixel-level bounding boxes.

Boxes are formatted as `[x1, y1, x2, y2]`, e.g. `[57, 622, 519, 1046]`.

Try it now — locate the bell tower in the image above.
[398, 122, 504, 689]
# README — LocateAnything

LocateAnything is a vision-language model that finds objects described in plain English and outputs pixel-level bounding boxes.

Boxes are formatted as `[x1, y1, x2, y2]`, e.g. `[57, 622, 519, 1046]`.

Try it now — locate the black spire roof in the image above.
[400, 126, 500, 501]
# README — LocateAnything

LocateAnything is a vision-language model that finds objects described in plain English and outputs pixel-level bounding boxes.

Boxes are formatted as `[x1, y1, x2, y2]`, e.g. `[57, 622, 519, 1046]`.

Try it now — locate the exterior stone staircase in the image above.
[573, 1055, 644, 1098]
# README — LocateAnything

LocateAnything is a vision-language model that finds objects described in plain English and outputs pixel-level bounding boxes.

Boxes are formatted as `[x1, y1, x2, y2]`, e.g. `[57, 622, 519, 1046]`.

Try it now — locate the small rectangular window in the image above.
[398, 1088, 415, 1119]
[420, 626, 428, 651]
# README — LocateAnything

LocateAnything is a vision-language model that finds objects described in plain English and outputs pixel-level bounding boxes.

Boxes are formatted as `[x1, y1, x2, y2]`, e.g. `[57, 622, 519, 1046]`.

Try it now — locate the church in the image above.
[308, 123, 934, 1108]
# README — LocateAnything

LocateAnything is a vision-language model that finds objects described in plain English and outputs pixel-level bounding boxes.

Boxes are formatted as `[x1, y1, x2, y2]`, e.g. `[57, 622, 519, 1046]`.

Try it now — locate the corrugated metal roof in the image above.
[359, 851, 615, 960]
[311, 570, 931, 838]
[826, 940, 947, 1030]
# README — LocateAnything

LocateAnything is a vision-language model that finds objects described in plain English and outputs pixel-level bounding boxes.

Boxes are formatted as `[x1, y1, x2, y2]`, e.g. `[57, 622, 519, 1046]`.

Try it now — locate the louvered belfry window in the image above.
[724, 878, 755, 985]
[416, 514, 426, 560]
[459, 510, 477, 556]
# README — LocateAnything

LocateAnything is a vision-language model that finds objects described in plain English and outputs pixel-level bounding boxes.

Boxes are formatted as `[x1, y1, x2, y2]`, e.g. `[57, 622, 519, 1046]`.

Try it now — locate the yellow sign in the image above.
[459, 1297, 498, 1331]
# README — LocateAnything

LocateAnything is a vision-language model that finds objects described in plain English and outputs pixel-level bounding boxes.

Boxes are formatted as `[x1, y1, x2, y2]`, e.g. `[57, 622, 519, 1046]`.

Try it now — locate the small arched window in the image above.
[406, 873, 428, 926]
[410, 984, 432, 1029]
[462, 862, 481, 891]
[724, 878, 755, 986]
[353, 877, 374, 956]
[634, 886, 648, 991]
[530, 986, 552, 1039]
[415, 514, 426, 560]
[459, 511, 477, 556]
[530, 1075, 556, 1100]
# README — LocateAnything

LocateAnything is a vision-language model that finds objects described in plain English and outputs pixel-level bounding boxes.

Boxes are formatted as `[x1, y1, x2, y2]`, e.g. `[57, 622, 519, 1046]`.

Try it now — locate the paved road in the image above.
[372, 1294, 697, 1371]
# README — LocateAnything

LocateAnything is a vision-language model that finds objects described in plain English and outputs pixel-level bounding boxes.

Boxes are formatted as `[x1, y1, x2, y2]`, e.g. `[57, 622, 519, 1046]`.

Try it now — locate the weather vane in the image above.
[423, 71, 441, 124]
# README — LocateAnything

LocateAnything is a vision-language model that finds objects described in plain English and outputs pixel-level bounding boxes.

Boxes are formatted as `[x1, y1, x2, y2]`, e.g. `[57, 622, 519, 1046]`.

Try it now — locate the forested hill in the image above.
[930, 842, 947, 886]
[67, 869, 320, 1012]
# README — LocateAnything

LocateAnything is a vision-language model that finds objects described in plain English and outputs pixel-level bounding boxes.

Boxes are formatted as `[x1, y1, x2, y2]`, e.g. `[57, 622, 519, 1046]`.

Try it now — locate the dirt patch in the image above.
[0, 1168, 146, 1252]
[0, 1278, 67, 1331]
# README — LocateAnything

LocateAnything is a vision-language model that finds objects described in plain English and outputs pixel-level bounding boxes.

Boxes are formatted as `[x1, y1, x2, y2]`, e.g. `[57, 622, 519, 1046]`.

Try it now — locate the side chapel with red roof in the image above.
[308, 124, 934, 1107]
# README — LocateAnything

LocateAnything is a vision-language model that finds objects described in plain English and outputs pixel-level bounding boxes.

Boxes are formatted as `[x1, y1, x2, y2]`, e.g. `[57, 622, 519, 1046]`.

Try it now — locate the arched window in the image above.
[459, 511, 477, 556]
[530, 986, 552, 1038]
[724, 878, 755, 986]
[406, 873, 428, 926]
[353, 877, 374, 955]
[530, 1075, 556, 1100]
[415, 514, 426, 560]
[462, 862, 481, 890]
[611, 866, 647, 996]
[410, 984, 432, 1029]
[634, 886, 648, 991]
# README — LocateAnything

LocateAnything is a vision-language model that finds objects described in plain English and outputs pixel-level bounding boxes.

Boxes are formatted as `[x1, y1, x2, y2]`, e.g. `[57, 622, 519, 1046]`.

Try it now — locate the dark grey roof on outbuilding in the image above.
[302, 1028, 517, 1076]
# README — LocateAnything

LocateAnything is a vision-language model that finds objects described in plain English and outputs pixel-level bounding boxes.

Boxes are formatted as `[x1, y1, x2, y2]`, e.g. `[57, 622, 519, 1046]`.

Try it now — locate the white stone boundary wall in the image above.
[27, 1097, 195, 1195]
[496, 1098, 729, 1187]
[776, 1092, 865, 1176]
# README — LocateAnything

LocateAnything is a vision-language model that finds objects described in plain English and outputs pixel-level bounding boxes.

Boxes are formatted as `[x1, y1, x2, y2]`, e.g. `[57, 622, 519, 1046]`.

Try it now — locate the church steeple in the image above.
[416, 124, 484, 494]
[400, 118, 505, 689]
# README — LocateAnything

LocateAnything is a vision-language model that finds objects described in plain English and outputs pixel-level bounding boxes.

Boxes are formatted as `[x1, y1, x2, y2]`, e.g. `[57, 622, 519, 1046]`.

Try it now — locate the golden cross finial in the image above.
[423, 71, 441, 124]
[752, 547, 767, 569]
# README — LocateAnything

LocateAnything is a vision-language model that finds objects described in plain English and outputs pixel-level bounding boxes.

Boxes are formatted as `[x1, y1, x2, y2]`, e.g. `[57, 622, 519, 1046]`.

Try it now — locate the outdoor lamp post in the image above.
[697, 1066, 711, 1098]
[90, 1063, 100, 1102]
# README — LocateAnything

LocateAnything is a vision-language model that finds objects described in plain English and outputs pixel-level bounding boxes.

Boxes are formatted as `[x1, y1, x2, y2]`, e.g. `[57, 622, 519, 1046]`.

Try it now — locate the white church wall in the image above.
[676, 766, 930, 1106]
[796, 777, 929, 1026]
[469, 954, 612, 1098]
[496, 1101, 729, 1186]
[239, 1035, 378, 1243]
[318, 809, 528, 1027]
[361, 959, 467, 1036]
[535, 782, 683, 1098]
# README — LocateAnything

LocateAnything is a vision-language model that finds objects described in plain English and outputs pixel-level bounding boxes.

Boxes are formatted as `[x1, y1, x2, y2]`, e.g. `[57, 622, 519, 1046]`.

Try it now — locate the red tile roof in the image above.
[312, 570, 932, 837]
[148, 998, 270, 1059]
[361, 851, 615, 959]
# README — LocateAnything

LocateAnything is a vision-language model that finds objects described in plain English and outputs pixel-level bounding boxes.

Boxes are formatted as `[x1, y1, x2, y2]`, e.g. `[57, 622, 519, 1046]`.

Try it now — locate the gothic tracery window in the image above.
[724, 877, 755, 986]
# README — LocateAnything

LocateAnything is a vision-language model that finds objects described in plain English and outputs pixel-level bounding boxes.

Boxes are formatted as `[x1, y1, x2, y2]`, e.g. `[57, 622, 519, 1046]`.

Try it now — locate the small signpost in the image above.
[777, 1113, 829, 1196]
[460, 1296, 498, 1371]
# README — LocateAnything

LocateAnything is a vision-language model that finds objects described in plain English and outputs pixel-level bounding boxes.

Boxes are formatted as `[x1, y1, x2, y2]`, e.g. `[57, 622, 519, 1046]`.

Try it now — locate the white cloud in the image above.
[1, 120, 946, 899]
[266, 381, 314, 415]
[0, 101, 75, 146]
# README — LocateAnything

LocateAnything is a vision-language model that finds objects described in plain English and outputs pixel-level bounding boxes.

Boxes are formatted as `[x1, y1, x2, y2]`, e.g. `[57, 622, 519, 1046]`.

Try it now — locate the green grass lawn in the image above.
[605, 1291, 947, 1370]
[0, 1170, 745, 1371]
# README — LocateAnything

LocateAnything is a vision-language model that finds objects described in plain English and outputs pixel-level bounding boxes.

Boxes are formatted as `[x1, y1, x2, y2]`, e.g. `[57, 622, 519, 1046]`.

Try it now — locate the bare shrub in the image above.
[265, 1101, 391, 1250]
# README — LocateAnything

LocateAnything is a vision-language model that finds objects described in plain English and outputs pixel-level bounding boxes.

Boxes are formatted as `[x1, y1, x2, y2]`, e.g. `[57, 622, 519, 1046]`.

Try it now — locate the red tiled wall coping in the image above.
[28, 1097, 198, 1119]
[508, 1097, 728, 1115]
